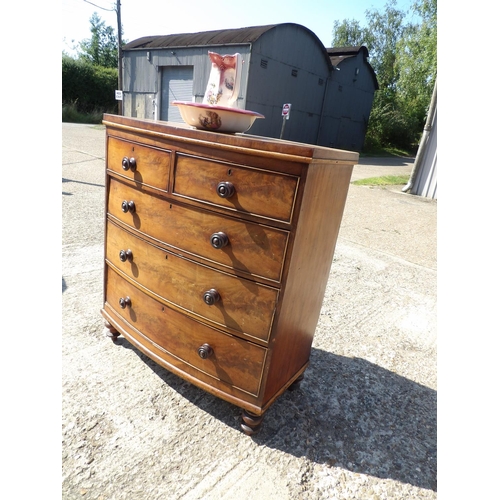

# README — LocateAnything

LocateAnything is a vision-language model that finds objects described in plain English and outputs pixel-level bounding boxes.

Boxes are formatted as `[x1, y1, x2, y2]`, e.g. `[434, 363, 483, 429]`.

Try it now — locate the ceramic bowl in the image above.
[171, 101, 264, 133]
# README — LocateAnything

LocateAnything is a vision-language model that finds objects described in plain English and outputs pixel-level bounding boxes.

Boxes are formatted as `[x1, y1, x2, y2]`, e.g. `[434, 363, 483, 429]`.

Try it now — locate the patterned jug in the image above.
[203, 52, 242, 108]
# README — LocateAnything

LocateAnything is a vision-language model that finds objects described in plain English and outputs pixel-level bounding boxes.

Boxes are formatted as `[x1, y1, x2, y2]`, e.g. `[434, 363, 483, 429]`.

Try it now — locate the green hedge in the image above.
[62, 56, 118, 114]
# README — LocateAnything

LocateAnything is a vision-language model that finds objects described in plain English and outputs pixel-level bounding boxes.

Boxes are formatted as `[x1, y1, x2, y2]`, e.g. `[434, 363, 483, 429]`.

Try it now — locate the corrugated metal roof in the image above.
[326, 46, 378, 89]
[123, 24, 279, 50]
[326, 46, 367, 56]
[326, 46, 368, 66]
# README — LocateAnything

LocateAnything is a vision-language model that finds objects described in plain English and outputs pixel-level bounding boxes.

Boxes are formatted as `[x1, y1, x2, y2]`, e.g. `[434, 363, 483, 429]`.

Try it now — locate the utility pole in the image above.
[116, 0, 123, 115]
[82, 0, 123, 113]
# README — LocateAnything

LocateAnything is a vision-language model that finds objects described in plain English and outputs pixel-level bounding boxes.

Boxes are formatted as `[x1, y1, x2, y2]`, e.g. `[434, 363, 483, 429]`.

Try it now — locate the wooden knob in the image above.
[210, 232, 228, 249]
[121, 200, 136, 213]
[122, 157, 137, 172]
[216, 181, 235, 198]
[203, 289, 220, 305]
[119, 249, 133, 262]
[119, 296, 131, 308]
[198, 343, 213, 359]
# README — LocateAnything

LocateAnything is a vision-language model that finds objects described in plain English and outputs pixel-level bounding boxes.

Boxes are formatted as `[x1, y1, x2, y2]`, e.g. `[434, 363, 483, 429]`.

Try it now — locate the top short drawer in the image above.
[173, 153, 299, 223]
[107, 137, 170, 191]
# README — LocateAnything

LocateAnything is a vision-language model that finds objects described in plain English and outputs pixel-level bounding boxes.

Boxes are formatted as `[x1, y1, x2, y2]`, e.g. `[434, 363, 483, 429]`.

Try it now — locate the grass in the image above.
[62, 101, 115, 124]
[361, 144, 417, 158]
[352, 175, 410, 186]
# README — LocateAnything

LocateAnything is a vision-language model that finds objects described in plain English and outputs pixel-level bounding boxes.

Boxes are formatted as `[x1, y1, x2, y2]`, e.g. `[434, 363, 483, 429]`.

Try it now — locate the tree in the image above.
[364, 0, 406, 94]
[62, 55, 118, 115]
[331, 0, 437, 150]
[78, 12, 118, 68]
[395, 0, 437, 130]
[331, 19, 365, 47]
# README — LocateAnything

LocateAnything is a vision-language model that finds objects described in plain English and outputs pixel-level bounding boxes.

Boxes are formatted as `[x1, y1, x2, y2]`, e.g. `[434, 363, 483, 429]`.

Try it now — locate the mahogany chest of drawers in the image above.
[101, 114, 358, 434]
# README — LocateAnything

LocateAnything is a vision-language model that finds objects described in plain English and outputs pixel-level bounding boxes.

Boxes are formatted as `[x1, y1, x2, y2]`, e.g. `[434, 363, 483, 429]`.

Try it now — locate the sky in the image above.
[62, 0, 416, 56]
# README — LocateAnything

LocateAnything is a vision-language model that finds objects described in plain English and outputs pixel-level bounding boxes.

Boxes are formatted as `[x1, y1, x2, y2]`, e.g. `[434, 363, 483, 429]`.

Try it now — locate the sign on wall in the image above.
[282, 103, 291, 120]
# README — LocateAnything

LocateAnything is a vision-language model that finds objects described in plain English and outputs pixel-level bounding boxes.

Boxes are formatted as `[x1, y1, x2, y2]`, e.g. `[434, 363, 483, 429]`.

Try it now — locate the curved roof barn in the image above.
[327, 46, 379, 90]
[123, 24, 277, 49]
[123, 23, 333, 71]
[120, 23, 378, 151]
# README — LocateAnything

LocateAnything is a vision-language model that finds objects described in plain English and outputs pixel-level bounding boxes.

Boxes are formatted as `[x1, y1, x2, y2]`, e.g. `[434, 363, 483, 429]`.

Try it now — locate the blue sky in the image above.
[62, 0, 416, 55]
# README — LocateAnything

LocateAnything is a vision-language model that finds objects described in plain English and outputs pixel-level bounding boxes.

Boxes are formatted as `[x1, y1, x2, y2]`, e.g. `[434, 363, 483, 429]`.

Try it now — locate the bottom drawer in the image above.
[104, 266, 267, 397]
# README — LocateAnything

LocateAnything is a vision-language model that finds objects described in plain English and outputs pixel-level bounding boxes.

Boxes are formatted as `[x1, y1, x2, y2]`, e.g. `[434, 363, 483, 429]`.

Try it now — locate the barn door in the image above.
[160, 66, 194, 122]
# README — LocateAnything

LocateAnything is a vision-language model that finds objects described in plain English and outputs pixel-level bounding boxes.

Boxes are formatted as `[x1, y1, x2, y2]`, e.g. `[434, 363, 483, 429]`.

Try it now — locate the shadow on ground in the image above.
[357, 157, 415, 167]
[112, 337, 436, 492]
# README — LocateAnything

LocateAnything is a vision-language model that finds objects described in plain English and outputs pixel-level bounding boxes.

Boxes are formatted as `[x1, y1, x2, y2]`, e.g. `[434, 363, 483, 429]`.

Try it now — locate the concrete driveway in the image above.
[62, 123, 436, 499]
[352, 156, 414, 182]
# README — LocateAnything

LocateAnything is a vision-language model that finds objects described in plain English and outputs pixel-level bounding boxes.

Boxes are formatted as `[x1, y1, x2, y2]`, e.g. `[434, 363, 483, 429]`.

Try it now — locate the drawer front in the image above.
[106, 221, 278, 342]
[105, 266, 266, 396]
[173, 153, 298, 222]
[108, 178, 289, 282]
[107, 137, 170, 191]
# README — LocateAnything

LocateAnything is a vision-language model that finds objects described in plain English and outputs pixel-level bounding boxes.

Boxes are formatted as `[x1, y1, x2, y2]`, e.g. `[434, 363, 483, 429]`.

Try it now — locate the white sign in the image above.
[282, 103, 291, 119]
[115, 90, 123, 101]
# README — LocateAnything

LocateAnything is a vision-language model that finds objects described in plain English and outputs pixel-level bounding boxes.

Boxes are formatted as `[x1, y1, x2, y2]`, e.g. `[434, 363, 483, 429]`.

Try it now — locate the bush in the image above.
[62, 101, 106, 124]
[364, 94, 421, 152]
[62, 56, 118, 117]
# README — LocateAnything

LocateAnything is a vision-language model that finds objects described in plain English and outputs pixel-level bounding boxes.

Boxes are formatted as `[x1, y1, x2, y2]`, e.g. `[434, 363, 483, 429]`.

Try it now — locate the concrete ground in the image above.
[62, 123, 436, 499]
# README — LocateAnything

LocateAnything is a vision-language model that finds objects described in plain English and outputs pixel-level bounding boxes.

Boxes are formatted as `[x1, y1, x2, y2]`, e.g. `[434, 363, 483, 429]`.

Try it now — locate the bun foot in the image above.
[241, 410, 264, 435]
[104, 321, 120, 342]
[288, 373, 305, 391]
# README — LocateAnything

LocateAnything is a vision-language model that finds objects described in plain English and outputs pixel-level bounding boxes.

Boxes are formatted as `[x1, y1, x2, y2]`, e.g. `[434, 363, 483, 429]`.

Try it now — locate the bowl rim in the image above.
[171, 100, 265, 118]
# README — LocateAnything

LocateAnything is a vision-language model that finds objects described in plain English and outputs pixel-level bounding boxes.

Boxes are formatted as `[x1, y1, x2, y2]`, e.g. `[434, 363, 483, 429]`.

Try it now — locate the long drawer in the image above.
[107, 178, 289, 282]
[104, 266, 267, 397]
[106, 220, 278, 342]
[172, 153, 299, 223]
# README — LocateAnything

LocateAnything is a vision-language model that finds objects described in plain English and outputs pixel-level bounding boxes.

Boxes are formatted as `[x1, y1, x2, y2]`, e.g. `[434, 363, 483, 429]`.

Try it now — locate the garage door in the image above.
[160, 66, 194, 122]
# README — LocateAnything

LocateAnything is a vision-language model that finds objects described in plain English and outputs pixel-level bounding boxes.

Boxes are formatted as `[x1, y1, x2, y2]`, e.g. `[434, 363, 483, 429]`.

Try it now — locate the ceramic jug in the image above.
[203, 52, 242, 108]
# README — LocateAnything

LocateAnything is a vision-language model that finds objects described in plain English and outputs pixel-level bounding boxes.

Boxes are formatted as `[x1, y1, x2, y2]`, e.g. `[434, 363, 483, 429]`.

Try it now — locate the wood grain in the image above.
[107, 178, 289, 282]
[102, 114, 358, 424]
[104, 266, 267, 397]
[173, 152, 298, 222]
[105, 220, 278, 343]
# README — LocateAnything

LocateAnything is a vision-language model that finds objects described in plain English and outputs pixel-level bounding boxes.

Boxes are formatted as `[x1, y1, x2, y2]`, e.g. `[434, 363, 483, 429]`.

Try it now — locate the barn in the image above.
[121, 23, 378, 151]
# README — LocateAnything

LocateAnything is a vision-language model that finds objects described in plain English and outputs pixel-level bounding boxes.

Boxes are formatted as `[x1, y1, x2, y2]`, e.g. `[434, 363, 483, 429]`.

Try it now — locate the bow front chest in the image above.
[101, 114, 357, 434]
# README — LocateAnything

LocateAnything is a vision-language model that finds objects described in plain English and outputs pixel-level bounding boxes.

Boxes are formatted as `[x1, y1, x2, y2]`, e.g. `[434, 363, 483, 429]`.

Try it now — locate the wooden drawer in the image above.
[108, 178, 289, 282]
[106, 220, 278, 342]
[105, 266, 267, 396]
[107, 136, 170, 191]
[173, 153, 299, 223]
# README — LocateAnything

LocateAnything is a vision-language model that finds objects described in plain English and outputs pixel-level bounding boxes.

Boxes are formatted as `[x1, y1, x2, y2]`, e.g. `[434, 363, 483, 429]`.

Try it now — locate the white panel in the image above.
[413, 108, 437, 199]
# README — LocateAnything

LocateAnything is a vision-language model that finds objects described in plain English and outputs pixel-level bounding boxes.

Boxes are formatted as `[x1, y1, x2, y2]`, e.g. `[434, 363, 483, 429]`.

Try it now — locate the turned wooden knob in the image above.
[203, 289, 220, 305]
[119, 296, 131, 308]
[121, 200, 136, 213]
[119, 249, 133, 262]
[216, 181, 235, 198]
[198, 343, 213, 359]
[122, 157, 137, 172]
[210, 232, 228, 249]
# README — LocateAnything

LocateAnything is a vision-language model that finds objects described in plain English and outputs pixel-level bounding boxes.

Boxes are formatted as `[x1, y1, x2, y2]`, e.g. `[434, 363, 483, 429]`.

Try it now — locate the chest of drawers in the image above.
[101, 114, 358, 434]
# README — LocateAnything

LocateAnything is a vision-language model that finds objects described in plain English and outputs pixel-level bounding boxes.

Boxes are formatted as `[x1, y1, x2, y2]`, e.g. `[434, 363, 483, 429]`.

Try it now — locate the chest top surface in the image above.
[102, 114, 359, 165]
